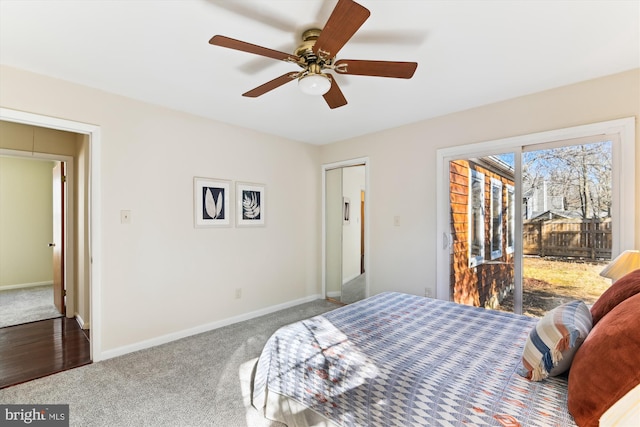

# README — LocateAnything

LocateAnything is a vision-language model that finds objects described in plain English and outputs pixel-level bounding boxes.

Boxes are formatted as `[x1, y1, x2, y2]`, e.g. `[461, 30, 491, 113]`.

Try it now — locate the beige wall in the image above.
[0, 65, 321, 354]
[320, 68, 640, 298]
[1, 63, 637, 357]
[0, 156, 54, 287]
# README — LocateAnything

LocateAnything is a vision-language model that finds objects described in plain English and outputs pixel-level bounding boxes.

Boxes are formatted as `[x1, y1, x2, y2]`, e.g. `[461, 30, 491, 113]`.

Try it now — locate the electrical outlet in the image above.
[235, 288, 242, 299]
[425, 288, 433, 298]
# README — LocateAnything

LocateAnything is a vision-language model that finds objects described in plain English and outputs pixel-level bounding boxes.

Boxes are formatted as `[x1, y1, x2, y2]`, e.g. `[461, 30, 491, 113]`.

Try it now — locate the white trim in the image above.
[436, 117, 636, 304]
[489, 177, 503, 260]
[0, 107, 102, 362]
[101, 293, 323, 360]
[468, 168, 485, 267]
[506, 184, 515, 255]
[0, 281, 54, 291]
[75, 313, 89, 330]
[321, 157, 370, 301]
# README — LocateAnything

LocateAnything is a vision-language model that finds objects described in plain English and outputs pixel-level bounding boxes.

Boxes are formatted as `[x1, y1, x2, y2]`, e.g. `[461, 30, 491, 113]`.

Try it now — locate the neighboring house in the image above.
[523, 182, 565, 220]
[449, 156, 515, 309]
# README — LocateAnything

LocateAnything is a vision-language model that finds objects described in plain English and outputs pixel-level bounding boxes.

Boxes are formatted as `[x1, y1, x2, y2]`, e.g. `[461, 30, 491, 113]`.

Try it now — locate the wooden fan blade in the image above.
[313, 0, 370, 61]
[334, 59, 418, 78]
[242, 72, 299, 98]
[323, 74, 348, 109]
[209, 35, 300, 62]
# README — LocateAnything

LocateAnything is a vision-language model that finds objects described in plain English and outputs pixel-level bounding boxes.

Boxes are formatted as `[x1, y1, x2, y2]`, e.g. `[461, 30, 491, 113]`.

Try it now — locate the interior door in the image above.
[52, 161, 65, 315]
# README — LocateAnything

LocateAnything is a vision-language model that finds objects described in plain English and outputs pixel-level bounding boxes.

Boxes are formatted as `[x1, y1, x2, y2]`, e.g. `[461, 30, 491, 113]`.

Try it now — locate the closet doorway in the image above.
[323, 158, 369, 304]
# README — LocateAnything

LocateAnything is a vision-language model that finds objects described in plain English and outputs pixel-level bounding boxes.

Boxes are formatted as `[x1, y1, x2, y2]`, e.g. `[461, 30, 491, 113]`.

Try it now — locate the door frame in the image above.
[322, 157, 370, 300]
[436, 118, 636, 307]
[0, 107, 103, 362]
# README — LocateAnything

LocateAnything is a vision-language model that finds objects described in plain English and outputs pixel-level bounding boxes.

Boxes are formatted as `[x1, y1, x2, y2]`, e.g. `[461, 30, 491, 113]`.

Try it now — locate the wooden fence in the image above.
[523, 218, 611, 260]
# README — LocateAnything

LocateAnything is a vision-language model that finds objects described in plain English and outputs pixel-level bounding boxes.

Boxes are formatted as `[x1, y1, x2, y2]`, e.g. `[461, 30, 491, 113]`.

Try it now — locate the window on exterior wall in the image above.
[469, 169, 485, 267]
[506, 184, 515, 254]
[490, 178, 503, 259]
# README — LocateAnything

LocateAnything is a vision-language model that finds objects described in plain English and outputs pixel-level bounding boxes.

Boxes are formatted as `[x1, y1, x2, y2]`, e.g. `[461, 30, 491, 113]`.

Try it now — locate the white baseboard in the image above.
[326, 291, 342, 298]
[0, 281, 53, 291]
[100, 293, 323, 360]
[75, 313, 90, 330]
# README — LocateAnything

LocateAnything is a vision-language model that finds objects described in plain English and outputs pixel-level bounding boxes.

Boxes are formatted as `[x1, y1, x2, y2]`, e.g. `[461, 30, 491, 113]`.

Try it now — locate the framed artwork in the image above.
[236, 182, 265, 227]
[194, 177, 231, 227]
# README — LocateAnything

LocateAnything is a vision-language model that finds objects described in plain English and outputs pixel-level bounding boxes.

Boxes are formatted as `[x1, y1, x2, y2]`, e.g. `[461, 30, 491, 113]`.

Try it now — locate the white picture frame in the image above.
[194, 177, 231, 228]
[236, 182, 265, 227]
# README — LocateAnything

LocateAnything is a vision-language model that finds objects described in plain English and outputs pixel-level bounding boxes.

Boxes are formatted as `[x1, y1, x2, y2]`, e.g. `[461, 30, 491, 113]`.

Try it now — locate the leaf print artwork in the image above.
[242, 190, 260, 219]
[195, 178, 231, 227]
[204, 187, 224, 219]
[235, 182, 264, 227]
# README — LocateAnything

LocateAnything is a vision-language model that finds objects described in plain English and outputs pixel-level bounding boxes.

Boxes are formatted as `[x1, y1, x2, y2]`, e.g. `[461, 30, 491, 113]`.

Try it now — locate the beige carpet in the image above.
[0, 285, 61, 328]
[0, 297, 340, 426]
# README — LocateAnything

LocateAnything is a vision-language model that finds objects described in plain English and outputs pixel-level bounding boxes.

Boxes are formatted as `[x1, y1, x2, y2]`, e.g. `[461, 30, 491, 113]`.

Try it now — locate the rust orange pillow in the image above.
[590, 268, 640, 326]
[568, 292, 640, 427]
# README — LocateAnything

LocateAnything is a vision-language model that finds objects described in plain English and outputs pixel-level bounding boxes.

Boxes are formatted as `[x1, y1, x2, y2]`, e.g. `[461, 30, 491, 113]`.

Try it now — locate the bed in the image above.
[251, 292, 577, 426]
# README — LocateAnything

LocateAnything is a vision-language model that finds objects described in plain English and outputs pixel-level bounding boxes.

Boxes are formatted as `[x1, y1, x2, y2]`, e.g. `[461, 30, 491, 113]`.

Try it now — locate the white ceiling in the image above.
[1, 0, 638, 145]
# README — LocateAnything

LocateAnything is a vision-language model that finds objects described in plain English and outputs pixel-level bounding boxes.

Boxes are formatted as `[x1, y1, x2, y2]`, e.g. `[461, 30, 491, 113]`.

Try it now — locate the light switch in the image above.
[120, 210, 132, 224]
[393, 215, 400, 226]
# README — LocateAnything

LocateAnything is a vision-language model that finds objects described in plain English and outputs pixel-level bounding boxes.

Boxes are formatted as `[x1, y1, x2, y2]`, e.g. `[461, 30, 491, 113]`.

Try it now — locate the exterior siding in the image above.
[449, 159, 514, 308]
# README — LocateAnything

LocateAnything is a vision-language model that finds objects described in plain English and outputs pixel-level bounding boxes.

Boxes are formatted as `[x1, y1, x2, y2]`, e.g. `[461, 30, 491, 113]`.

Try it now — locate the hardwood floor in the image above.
[0, 317, 91, 389]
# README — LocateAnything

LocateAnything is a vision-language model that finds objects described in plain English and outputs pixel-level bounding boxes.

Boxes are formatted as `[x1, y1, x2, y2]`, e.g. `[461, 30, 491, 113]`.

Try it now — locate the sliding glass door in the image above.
[519, 139, 613, 316]
[436, 119, 635, 317]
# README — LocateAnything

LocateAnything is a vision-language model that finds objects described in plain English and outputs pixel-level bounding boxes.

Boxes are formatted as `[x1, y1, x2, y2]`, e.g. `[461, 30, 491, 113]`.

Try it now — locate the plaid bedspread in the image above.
[252, 292, 577, 426]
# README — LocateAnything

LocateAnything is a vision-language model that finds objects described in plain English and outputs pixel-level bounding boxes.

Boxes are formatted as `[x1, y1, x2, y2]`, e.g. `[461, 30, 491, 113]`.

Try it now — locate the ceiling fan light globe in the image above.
[298, 74, 331, 96]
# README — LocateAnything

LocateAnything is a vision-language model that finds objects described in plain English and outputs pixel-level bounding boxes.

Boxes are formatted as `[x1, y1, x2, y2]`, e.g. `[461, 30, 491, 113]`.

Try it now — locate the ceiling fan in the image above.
[209, 0, 418, 109]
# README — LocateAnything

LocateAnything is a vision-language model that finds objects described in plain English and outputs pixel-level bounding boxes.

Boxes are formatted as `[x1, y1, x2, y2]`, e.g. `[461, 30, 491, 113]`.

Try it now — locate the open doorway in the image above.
[0, 156, 67, 328]
[0, 107, 101, 367]
[323, 158, 369, 305]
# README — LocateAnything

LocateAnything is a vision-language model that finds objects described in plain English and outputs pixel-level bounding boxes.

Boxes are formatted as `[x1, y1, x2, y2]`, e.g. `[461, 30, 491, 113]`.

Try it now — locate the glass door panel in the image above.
[448, 154, 517, 312]
[520, 140, 613, 317]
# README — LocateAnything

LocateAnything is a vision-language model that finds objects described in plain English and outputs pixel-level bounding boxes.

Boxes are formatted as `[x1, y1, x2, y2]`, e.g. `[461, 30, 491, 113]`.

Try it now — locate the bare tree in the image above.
[522, 141, 612, 218]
